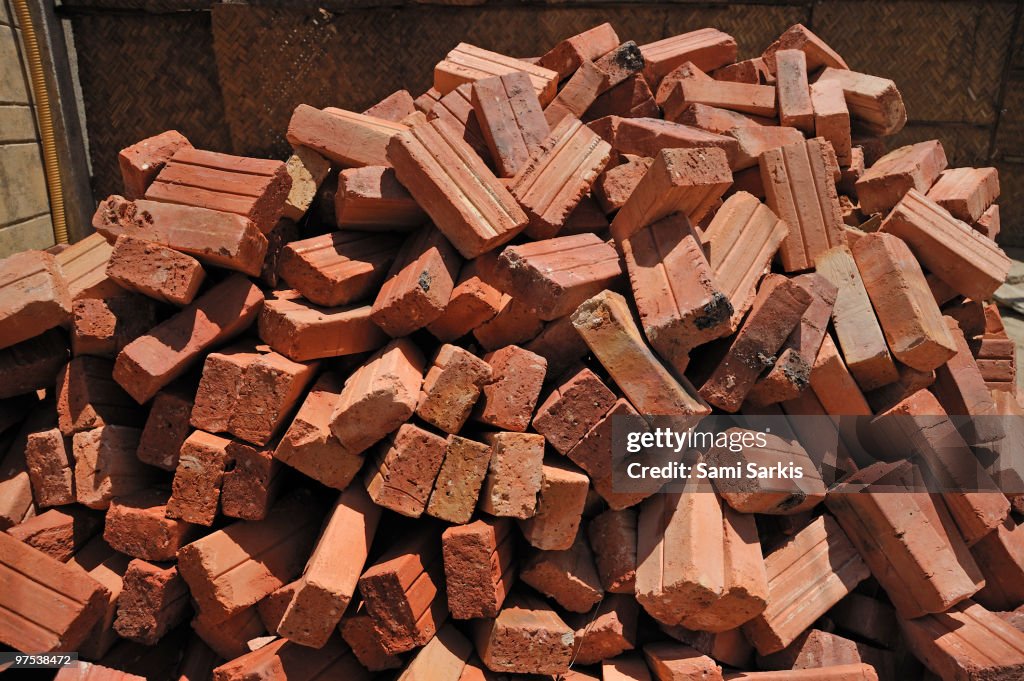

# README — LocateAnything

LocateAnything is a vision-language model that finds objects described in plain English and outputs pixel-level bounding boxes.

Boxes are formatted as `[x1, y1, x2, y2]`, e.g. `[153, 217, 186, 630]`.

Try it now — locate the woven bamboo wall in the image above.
[63, 0, 1024, 243]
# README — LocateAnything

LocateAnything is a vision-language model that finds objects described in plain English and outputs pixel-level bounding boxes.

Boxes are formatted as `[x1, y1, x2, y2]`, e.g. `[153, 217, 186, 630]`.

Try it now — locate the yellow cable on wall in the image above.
[12, 0, 68, 245]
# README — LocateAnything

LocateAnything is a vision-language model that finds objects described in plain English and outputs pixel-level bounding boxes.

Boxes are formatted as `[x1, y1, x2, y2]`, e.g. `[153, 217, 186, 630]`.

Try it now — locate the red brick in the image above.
[537, 23, 621, 80]
[972, 518, 1024, 611]
[221, 441, 281, 521]
[568, 594, 638, 665]
[669, 101, 770, 133]
[475, 345, 547, 432]
[427, 83, 493, 163]
[611, 147, 732, 241]
[281, 146, 331, 222]
[364, 89, 416, 121]
[678, 79, 777, 119]
[472, 293, 545, 351]
[657, 60, 712, 109]
[426, 259, 503, 341]
[585, 73, 660, 121]
[743, 515, 869, 655]
[73, 426, 153, 510]
[275, 373, 363, 490]
[330, 338, 424, 454]
[524, 314, 590, 379]
[113, 559, 190, 645]
[359, 530, 448, 654]
[811, 79, 852, 165]
[417, 344, 492, 434]
[588, 508, 638, 594]
[0, 250, 70, 350]
[258, 217, 298, 289]
[702, 192, 789, 331]
[974, 203, 1001, 240]
[857, 140, 947, 214]
[521, 530, 602, 613]
[443, 518, 515, 621]
[286, 103, 406, 167]
[544, 59, 612, 128]
[595, 154, 653, 213]
[211, 635, 369, 681]
[340, 603, 403, 671]
[434, 43, 559, 105]
[643, 642, 724, 681]
[365, 423, 447, 518]
[68, 537, 130, 660]
[774, 49, 813, 133]
[335, 165, 426, 230]
[258, 290, 386, 362]
[72, 294, 157, 358]
[756, 629, 893, 678]
[0, 530, 110, 652]
[723, 126, 805, 172]
[816, 67, 907, 137]
[178, 491, 322, 623]
[104, 488, 196, 561]
[105, 234, 204, 306]
[473, 593, 575, 675]
[603, 654, 654, 681]
[166, 430, 231, 526]
[0, 328, 68, 399]
[55, 232, 121, 301]
[427, 435, 492, 524]
[7, 507, 101, 561]
[0, 434, 35, 530]
[192, 605, 266, 661]
[94, 196, 268, 276]
[639, 28, 737, 86]
[277, 230, 400, 308]
[533, 365, 616, 455]
[567, 398, 653, 510]
[589, 115, 737, 167]
[519, 457, 589, 551]
[809, 334, 872, 415]
[762, 23, 848, 72]
[24, 426, 74, 508]
[933, 317, 1002, 445]
[480, 431, 545, 518]
[58, 356, 142, 435]
[725, 664, 879, 680]
[471, 72, 549, 177]
[815, 245, 899, 391]
[663, 623, 756, 670]
[118, 130, 193, 200]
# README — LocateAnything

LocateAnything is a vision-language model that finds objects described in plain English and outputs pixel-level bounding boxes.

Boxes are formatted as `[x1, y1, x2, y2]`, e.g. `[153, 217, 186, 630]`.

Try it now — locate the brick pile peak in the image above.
[0, 19, 1021, 681]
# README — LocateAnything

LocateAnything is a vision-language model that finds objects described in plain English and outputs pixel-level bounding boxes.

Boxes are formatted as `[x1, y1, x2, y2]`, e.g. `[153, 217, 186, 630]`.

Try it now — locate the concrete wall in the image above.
[0, 0, 55, 257]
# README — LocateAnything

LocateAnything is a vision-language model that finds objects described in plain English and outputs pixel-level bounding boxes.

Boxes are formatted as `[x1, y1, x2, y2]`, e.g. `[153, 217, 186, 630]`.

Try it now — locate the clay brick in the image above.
[853, 231, 957, 371]
[510, 117, 611, 240]
[723, 126, 806, 172]
[24, 427, 74, 507]
[899, 600, 1024, 681]
[472, 293, 545, 351]
[259, 217, 298, 289]
[473, 593, 575, 675]
[762, 23, 848, 73]
[855, 141, 947, 215]
[58, 356, 142, 436]
[276, 487, 380, 648]
[816, 67, 907, 137]
[588, 508, 638, 594]
[105, 234, 204, 306]
[341, 603, 404, 671]
[588, 115, 738, 164]
[276, 230, 402, 308]
[427, 435, 492, 524]
[427, 259, 503, 341]
[335, 165, 426, 230]
[585, 73, 660, 121]
[678, 79, 777, 118]
[829, 593, 899, 649]
[760, 137, 846, 272]
[519, 458, 589, 551]
[669, 102, 770, 133]
[398, 623, 472, 681]
[211, 635, 369, 681]
[275, 373, 364, 490]
[568, 594, 638, 665]
[258, 290, 386, 362]
[370, 226, 461, 336]
[932, 317, 1000, 445]
[0, 250, 70, 350]
[661, 623, 756, 670]
[533, 365, 616, 455]
[775, 49, 813, 133]
[475, 345, 547, 431]
[0, 530, 109, 652]
[572, 290, 709, 416]
[113, 559, 190, 645]
[442, 517, 516, 619]
[743, 515, 869, 655]
[417, 344, 492, 433]
[282, 146, 331, 222]
[699, 274, 812, 412]
[544, 60, 612, 128]
[68, 537, 131, 660]
[702, 192, 789, 331]
[809, 334, 872, 415]
[839, 146, 865, 197]
[524, 314, 590, 379]
[365, 423, 447, 518]
[595, 154, 653, 212]
[286, 103, 406, 167]
[221, 441, 281, 521]
[0, 328, 69, 399]
[178, 491, 322, 623]
[55, 232, 122, 301]
[118, 130, 193, 200]
[611, 147, 732, 241]
[364, 89, 417, 121]
[603, 654, 653, 681]
[725, 664, 879, 680]
[93, 196, 268, 276]
[644, 642, 724, 681]
[192, 605, 266, 661]
[359, 530, 448, 654]
[189, 346, 256, 435]
[425, 84, 493, 163]
[73, 426, 152, 510]
[972, 518, 1024, 611]
[811, 78, 852, 165]
[657, 60, 712, 110]
[329, 338, 424, 455]
[0, 432, 35, 531]
[814, 245, 899, 391]
[104, 488, 196, 561]
[145, 147, 290, 234]
[924, 167, 1001, 231]
[827, 461, 983, 619]
[7, 507, 101, 561]
[567, 398, 652, 510]
[757, 629, 893, 677]
[974, 203, 1000, 240]
[639, 28, 737, 86]
[521, 530, 602, 612]
[472, 72, 549, 177]
[479, 431, 545, 518]
[72, 294, 157, 358]
[434, 43, 559, 106]
[166, 430, 231, 526]
[623, 213, 732, 373]
[537, 23, 621, 80]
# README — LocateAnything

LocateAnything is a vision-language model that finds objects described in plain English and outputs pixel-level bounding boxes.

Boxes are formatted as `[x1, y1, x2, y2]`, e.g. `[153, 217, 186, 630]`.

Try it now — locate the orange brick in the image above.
[567, 398, 652, 510]
[972, 518, 1024, 611]
[442, 518, 516, 619]
[113, 559, 190, 644]
[589, 508, 638, 593]
[281, 146, 331, 222]
[520, 531, 602, 612]
[537, 23, 621, 80]
[639, 28, 737, 86]
[0, 250, 70, 350]
[7, 507, 101, 562]
[762, 24, 848, 73]
[340, 603, 403, 672]
[524, 314, 590, 379]
[398, 623, 472, 681]
[774, 49, 813, 133]
[856, 140, 947, 215]
[810, 78, 852, 165]
[816, 67, 907, 136]
[434, 43, 559, 106]
[480, 432, 545, 519]
[286, 104, 406, 167]
[363, 89, 416, 121]
[365, 423, 447, 518]
[678, 79, 777, 118]
[427, 83, 493, 163]
[426, 259, 503, 342]
[118, 130, 192, 199]
[588, 115, 739, 163]
[714, 57, 774, 85]
[533, 365, 616, 455]
[571, 594, 639, 666]
[258, 290, 386, 362]
[417, 344, 492, 434]
[725, 125, 806, 171]
[0, 329, 67, 400]
[166, 430, 231, 526]
[657, 60, 712, 110]
[73, 426, 154, 510]
[68, 536, 130, 660]
[472, 72, 549, 178]
[473, 593, 575, 675]
[211, 635, 369, 681]
[55, 232, 121, 301]
[643, 642, 724, 681]
[57, 356, 141, 435]
[277, 230, 401, 307]
[103, 488, 196, 562]
[544, 60, 611, 128]
[926, 166, 1000, 224]
[518, 457, 589, 551]
[973, 203, 1001, 240]
[427, 435, 492, 524]
[335, 165, 426, 230]
[585, 73, 659, 121]
[24, 427, 74, 508]
[105, 234, 204, 306]
[472, 293, 544, 351]
[595, 154, 654, 213]
[220, 441, 281, 521]
[669, 101, 772, 132]
[809, 334, 872, 415]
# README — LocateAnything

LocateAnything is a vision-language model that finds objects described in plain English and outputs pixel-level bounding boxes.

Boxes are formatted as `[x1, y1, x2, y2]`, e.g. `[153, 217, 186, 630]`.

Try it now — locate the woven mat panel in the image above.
[996, 161, 1024, 245]
[71, 11, 232, 200]
[812, 1, 1015, 126]
[995, 71, 1024, 160]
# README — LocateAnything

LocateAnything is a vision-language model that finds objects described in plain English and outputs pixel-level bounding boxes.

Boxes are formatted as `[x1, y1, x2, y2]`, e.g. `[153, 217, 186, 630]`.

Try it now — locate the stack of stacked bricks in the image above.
[1, 19, 1023, 681]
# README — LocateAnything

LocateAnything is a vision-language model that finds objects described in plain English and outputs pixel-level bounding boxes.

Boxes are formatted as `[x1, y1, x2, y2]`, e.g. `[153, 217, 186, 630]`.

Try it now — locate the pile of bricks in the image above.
[1, 20, 1023, 681]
